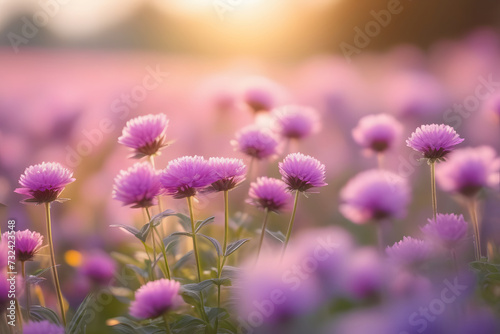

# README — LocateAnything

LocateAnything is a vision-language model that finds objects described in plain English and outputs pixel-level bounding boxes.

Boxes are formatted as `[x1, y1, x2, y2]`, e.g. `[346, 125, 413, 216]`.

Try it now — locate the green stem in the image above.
[44, 203, 66, 326]
[140, 241, 154, 281]
[451, 249, 459, 274]
[281, 190, 300, 260]
[430, 162, 437, 219]
[162, 313, 172, 334]
[377, 153, 384, 170]
[187, 196, 203, 282]
[153, 225, 171, 279]
[256, 208, 269, 263]
[468, 198, 481, 261]
[22, 261, 31, 320]
[145, 208, 158, 278]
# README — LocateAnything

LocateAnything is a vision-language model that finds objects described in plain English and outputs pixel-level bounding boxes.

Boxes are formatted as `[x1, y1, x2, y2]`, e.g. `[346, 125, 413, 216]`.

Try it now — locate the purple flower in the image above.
[118, 114, 170, 158]
[15, 162, 75, 204]
[386, 237, 432, 267]
[23, 321, 65, 334]
[272, 105, 320, 140]
[160, 156, 215, 199]
[421, 213, 468, 249]
[247, 177, 291, 213]
[129, 279, 182, 319]
[352, 114, 403, 153]
[112, 162, 161, 208]
[406, 124, 464, 162]
[340, 170, 410, 224]
[0, 273, 8, 310]
[342, 248, 385, 299]
[240, 77, 282, 113]
[236, 255, 320, 325]
[436, 146, 500, 197]
[279, 153, 327, 192]
[79, 251, 117, 286]
[231, 126, 279, 160]
[208, 157, 247, 192]
[12, 229, 43, 262]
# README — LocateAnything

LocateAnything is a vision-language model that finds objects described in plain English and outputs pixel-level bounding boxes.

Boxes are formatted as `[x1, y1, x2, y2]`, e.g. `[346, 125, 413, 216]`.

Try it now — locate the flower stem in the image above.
[44, 203, 66, 326]
[147, 207, 172, 279]
[256, 208, 269, 263]
[187, 196, 203, 282]
[468, 198, 481, 261]
[281, 190, 300, 260]
[430, 162, 437, 219]
[145, 208, 158, 277]
[377, 153, 384, 170]
[21, 261, 31, 320]
[450, 249, 459, 274]
[162, 313, 172, 334]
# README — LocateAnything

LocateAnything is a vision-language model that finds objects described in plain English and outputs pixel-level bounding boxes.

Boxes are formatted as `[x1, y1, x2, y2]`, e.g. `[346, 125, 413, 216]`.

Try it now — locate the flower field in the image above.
[0, 18, 500, 334]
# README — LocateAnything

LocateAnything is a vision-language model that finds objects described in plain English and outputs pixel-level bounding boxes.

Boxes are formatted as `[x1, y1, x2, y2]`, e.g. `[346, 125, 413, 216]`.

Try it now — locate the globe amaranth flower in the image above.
[421, 213, 468, 250]
[240, 76, 282, 113]
[436, 146, 500, 197]
[272, 105, 320, 140]
[129, 279, 182, 319]
[279, 153, 327, 192]
[207, 157, 247, 192]
[118, 114, 170, 158]
[8, 230, 43, 262]
[406, 124, 464, 162]
[160, 156, 216, 199]
[386, 237, 432, 267]
[112, 162, 161, 208]
[247, 177, 291, 213]
[79, 251, 117, 286]
[23, 320, 65, 334]
[339, 170, 410, 224]
[352, 114, 403, 153]
[15, 162, 75, 204]
[231, 126, 280, 160]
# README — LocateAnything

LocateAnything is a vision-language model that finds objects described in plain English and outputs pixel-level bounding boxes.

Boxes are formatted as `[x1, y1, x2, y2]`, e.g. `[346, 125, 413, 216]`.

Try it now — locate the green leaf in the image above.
[198, 234, 222, 256]
[110, 224, 147, 243]
[195, 216, 215, 233]
[175, 213, 193, 232]
[265, 229, 285, 243]
[150, 209, 176, 225]
[183, 279, 217, 292]
[67, 293, 95, 334]
[29, 305, 61, 325]
[173, 251, 194, 271]
[221, 266, 241, 280]
[170, 314, 205, 331]
[180, 288, 201, 306]
[126, 264, 149, 280]
[469, 261, 500, 273]
[224, 239, 250, 257]
[485, 273, 500, 282]
[25, 275, 46, 285]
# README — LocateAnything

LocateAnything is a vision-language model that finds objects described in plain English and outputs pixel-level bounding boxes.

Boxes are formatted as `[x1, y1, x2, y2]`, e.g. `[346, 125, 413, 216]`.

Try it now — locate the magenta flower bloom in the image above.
[240, 77, 281, 113]
[339, 170, 410, 224]
[129, 279, 182, 319]
[247, 177, 291, 213]
[80, 252, 117, 286]
[231, 126, 279, 160]
[436, 146, 500, 197]
[279, 153, 327, 192]
[15, 162, 75, 204]
[0, 273, 8, 310]
[406, 124, 464, 162]
[118, 114, 170, 158]
[386, 237, 432, 267]
[421, 213, 468, 250]
[352, 114, 403, 153]
[113, 162, 161, 208]
[208, 157, 247, 192]
[12, 230, 43, 262]
[272, 105, 320, 140]
[160, 156, 215, 199]
[23, 321, 65, 334]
